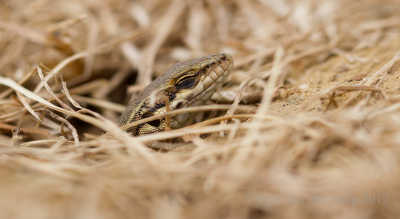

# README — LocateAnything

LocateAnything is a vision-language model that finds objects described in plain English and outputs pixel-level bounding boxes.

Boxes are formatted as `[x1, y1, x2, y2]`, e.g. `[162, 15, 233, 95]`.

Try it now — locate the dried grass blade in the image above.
[256, 46, 284, 115]
[364, 52, 400, 85]
[15, 91, 41, 121]
[36, 67, 74, 111]
[32, 28, 145, 94]
[62, 80, 82, 109]
[221, 78, 258, 126]
[0, 123, 49, 136]
[115, 104, 257, 135]
[71, 95, 125, 113]
[0, 21, 51, 46]
[136, 123, 254, 142]
[43, 109, 79, 145]
[0, 76, 155, 163]
[20, 139, 62, 147]
[137, 0, 186, 85]
[0, 68, 36, 100]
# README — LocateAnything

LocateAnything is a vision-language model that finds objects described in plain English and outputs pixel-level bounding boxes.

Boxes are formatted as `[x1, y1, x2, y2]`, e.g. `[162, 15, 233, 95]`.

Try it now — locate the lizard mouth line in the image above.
[182, 79, 218, 108]
[181, 66, 228, 109]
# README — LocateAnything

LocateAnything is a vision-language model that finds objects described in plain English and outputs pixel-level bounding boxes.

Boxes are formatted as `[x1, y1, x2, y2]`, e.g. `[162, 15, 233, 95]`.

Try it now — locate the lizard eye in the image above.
[142, 112, 161, 127]
[176, 77, 196, 90]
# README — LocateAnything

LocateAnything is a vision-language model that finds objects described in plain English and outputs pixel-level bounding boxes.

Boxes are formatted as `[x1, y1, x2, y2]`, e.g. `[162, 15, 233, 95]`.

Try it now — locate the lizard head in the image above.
[118, 53, 233, 136]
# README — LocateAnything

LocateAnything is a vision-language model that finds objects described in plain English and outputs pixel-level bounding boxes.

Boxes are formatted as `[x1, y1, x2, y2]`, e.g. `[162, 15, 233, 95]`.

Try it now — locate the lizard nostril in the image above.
[176, 102, 183, 108]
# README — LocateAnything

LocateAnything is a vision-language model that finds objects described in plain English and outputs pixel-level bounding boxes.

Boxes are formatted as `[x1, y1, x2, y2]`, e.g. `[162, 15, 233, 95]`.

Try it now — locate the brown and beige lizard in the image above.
[118, 53, 233, 136]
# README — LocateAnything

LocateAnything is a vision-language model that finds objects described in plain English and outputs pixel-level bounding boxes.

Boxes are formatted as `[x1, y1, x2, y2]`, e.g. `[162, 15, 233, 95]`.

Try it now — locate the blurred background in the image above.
[1, 0, 400, 218]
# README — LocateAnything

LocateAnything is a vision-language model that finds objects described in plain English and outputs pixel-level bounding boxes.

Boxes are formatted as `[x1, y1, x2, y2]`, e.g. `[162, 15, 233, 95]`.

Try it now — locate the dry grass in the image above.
[1, 0, 400, 218]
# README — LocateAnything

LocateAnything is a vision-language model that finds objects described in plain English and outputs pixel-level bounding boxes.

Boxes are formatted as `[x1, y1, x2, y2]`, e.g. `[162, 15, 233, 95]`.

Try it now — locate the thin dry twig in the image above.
[164, 96, 171, 131]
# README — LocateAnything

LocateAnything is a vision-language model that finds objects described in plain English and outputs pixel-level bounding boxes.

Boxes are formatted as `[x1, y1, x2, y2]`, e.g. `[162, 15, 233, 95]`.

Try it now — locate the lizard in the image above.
[118, 53, 233, 137]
